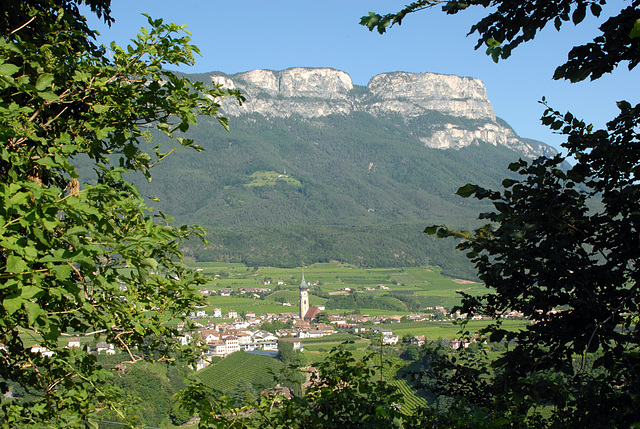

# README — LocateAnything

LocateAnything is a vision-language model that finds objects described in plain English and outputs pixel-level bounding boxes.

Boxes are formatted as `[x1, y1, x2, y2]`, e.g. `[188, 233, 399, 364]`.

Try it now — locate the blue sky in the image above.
[86, 0, 638, 152]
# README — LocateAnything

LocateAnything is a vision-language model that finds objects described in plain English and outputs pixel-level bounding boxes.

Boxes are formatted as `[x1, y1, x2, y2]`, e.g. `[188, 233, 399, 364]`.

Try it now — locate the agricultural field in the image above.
[188, 262, 486, 319]
[195, 351, 284, 392]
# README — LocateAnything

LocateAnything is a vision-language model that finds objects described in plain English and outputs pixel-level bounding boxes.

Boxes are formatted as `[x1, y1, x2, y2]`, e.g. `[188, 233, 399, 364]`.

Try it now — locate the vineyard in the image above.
[388, 377, 428, 415]
[381, 357, 429, 415]
[196, 351, 284, 392]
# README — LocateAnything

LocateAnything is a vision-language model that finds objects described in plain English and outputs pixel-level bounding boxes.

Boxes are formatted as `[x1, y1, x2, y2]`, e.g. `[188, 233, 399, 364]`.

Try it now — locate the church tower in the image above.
[299, 273, 309, 319]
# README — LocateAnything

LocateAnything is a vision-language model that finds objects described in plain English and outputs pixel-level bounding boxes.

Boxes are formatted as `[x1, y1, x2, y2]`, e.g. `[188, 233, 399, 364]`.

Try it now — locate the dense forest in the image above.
[99, 110, 544, 279]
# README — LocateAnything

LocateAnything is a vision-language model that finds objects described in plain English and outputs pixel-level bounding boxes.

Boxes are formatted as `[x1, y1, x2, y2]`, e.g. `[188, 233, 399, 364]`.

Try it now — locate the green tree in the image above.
[364, 0, 640, 427]
[0, 1, 241, 426]
[181, 347, 404, 428]
[361, 0, 640, 82]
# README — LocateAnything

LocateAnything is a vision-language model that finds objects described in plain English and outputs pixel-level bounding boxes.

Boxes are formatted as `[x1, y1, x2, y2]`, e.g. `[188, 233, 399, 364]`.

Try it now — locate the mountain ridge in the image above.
[209, 68, 552, 158]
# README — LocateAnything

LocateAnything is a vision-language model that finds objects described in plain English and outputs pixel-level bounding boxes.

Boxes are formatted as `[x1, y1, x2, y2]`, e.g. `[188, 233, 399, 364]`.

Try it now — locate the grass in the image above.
[245, 170, 302, 187]
[299, 332, 363, 344]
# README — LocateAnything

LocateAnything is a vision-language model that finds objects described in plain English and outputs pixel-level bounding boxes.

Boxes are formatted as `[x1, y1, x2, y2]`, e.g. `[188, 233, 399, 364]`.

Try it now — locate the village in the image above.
[13, 270, 527, 366]
[171, 273, 509, 369]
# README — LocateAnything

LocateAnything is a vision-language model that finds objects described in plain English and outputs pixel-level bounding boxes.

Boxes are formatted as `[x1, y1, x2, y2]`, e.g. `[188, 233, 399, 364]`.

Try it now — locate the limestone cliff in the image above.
[212, 68, 552, 157]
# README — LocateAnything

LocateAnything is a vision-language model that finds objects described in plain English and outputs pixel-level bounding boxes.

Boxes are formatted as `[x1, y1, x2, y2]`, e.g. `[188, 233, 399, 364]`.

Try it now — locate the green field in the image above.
[195, 351, 284, 392]
[189, 262, 486, 317]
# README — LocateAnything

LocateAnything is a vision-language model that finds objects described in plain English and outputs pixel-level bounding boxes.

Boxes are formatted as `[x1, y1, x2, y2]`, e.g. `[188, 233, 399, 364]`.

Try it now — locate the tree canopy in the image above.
[363, 0, 640, 427]
[361, 0, 640, 82]
[0, 0, 241, 426]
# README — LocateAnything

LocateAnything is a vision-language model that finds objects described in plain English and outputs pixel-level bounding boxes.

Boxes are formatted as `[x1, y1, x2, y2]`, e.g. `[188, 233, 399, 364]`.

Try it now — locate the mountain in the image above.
[130, 68, 556, 278]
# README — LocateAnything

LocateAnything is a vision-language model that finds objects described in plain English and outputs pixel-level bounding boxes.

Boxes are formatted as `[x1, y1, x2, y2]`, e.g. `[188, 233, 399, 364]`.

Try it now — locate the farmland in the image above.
[195, 351, 284, 392]
[188, 262, 487, 325]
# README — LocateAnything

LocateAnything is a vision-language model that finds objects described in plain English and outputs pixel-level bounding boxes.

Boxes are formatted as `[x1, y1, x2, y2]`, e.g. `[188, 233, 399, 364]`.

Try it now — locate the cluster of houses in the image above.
[22, 339, 117, 358]
[178, 314, 339, 369]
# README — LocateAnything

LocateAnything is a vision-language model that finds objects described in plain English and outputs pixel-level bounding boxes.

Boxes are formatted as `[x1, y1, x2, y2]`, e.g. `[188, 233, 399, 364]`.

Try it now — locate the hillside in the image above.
[111, 69, 557, 278]
[196, 351, 284, 392]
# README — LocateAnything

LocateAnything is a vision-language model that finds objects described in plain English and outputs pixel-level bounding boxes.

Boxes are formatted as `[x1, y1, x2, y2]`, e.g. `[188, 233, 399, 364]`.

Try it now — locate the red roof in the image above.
[304, 306, 321, 321]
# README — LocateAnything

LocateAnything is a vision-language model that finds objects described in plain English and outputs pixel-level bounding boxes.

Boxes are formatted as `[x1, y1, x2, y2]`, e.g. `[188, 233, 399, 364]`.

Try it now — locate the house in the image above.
[410, 335, 426, 346]
[372, 328, 394, 336]
[351, 325, 367, 334]
[30, 344, 54, 357]
[278, 337, 303, 351]
[239, 287, 271, 294]
[382, 335, 399, 345]
[234, 332, 253, 346]
[222, 336, 240, 354]
[213, 308, 222, 318]
[232, 321, 248, 330]
[95, 342, 115, 355]
[67, 338, 81, 348]
[240, 343, 256, 352]
[194, 357, 209, 371]
[199, 329, 220, 344]
[208, 340, 227, 357]
[450, 339, 462, 350]
[177, 333, 192, 346]
[226, 310, 238, 319]
[261, 341, 278, 351]
[253, 331, 278, 343]
[190, 310, 207, 318]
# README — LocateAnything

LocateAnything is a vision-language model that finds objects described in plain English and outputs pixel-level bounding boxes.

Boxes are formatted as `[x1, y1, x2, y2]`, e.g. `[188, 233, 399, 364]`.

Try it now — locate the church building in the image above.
[299, 273, 309, 319]
[299, 273, 321, 321]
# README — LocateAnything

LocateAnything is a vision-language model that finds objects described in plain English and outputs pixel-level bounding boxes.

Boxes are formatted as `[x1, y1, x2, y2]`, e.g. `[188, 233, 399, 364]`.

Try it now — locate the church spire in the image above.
[299, 270, 309, 319]
[299, 271, 308, 290]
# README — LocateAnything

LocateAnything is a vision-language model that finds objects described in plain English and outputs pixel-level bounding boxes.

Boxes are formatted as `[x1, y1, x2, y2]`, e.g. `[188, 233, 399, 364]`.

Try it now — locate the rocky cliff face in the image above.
[212, 68, 551, 157]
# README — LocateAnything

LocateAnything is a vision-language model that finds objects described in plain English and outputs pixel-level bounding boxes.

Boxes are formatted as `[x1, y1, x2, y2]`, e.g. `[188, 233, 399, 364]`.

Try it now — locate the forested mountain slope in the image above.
[112, 69, 556, 278]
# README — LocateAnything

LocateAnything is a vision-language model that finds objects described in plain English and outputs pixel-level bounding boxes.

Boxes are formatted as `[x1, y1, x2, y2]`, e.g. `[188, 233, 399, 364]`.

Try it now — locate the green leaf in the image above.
[0, 63, 20, 76]
[38, 91, 59, 101]
[92, 104, 111, 113]
[3, 296, 23, 315]
[136, 152, 151, 165]
[456, 183, 477, 198]
[6, 254, 27, 273]
[424, 225, 439, 235]
[24, 301, 44, 324]
[572, 4, 586, 25]
[21, 285, 42, 299]
[51, 264, 72, 280]
[35, 73, 54, 91]
[631, 19, 640, 38]
[134, 323, 145, 335]
[142, 257, 158, 270]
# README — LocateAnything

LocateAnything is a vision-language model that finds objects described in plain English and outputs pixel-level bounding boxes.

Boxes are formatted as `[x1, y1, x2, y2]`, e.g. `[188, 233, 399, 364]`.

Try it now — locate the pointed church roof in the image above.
[299, 272, 308, 290]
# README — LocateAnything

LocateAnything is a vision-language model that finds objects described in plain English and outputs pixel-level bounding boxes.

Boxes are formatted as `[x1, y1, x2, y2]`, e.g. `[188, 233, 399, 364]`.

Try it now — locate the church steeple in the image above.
[299, 271, 309, 319]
